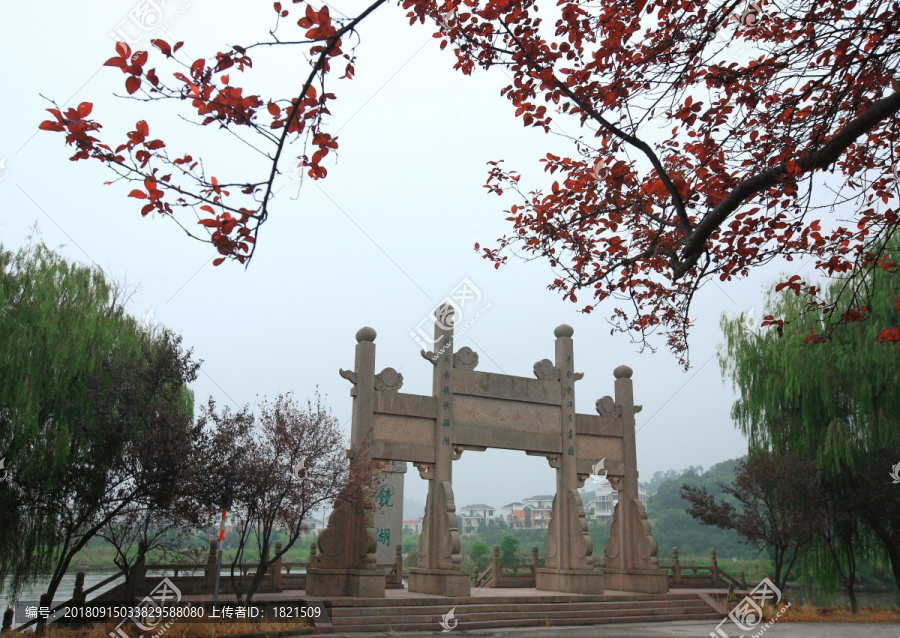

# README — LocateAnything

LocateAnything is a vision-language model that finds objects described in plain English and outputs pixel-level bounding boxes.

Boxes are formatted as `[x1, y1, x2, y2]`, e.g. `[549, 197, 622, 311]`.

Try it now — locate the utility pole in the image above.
[213, 475, 233, 605]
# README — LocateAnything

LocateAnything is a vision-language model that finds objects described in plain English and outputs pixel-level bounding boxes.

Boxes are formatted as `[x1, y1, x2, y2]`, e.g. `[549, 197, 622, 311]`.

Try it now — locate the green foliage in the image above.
[470, 540, 490, 571]
[499, 535, 520, 565]
[647, 460, 752, 558]
[719, 245, 900, 603]
[0, 241, 199, 602]
[719, 245, 900, 472]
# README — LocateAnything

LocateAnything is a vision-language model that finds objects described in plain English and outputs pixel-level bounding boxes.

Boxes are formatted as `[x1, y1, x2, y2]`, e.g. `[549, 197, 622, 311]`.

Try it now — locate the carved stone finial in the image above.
[634, 404, 643, 413]
[596, 396, 619, 417]
[421, 349, 438, 365]
[338, 369, 358, 385]
[374, 367, 403, 392]
[453, 346, 479, 370]
[554, 324, 574, 338]
[573, 372, 585, 381]
[533, 358, 558, 380]
[613, 364, 633, 379]
[356, 327, 377, 343]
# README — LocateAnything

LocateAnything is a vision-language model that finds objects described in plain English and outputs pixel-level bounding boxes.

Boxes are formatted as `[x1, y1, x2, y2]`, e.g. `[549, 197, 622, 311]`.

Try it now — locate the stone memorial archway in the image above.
[306, 307, 667, 598]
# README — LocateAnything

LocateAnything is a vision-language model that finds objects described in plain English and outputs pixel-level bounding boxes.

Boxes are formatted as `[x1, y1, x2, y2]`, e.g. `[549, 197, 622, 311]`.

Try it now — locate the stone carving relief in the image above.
[453, 346, 479, 370]
[533, 358, 559, 380]
[374, 367, 403, 392]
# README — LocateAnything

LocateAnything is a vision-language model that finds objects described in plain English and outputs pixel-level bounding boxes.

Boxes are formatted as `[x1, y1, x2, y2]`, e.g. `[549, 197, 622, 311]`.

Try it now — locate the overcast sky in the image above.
[0, 0, 808, 515]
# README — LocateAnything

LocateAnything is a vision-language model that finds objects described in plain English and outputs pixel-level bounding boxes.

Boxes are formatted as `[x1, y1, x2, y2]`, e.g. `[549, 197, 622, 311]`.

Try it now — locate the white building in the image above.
[584, 481, 650, 521]
[459, 504, 497, 535]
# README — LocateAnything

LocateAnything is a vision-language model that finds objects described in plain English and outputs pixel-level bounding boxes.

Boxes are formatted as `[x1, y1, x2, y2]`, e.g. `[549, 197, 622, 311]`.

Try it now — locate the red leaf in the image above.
[213, 257, 226, 266]
[126, 76, 141, 94]
[39, 121, 64, 132]
[116, 42, 132, 59]
[198, 219, 220, 227]
[267, 102, 280, 117]
[104, 57, 127, 69]
[128, 189, 147, 199]
[145, 140, 166, 150]
[136, 120, 149, 136]
[152, 39, 172, 57]
[77, 102, 93, 118]
[131, 51, 148, 68]
[200, 204, 215, 214]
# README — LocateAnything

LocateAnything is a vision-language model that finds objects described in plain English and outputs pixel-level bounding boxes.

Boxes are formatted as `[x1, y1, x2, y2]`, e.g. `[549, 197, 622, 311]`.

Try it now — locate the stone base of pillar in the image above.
[535, 568, 605, 594]
[602, 568, 669, 594]
[408, 568, 471, 597]
[306, 568, 386, 598]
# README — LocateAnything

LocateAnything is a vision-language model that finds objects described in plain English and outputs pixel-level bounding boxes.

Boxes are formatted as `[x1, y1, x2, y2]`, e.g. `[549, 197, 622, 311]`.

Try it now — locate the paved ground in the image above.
[318, 619, 900, 637]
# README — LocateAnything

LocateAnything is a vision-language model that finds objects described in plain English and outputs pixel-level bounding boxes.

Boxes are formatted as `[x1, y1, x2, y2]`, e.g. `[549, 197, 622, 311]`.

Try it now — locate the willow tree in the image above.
[719, 239, 900, 598]
[0, 241, 200, 605]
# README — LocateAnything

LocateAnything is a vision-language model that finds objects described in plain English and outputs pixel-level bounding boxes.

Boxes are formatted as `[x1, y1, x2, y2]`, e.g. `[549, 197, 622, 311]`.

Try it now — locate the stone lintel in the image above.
[454, 423, 561, 455]
[373, 391, 436, 419]
[452, 368, 559, 406]
[602, 568, 668, 594]
[369, 440, 435, 465]
[453, 395, 562, 438]
[535, 568, 605, 595]
[575, 413, 624, 437]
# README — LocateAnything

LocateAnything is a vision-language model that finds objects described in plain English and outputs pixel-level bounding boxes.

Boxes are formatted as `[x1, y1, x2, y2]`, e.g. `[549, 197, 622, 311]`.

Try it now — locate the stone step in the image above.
[331, 604, 718, 626]
[327, 591, 702, 607]
[322, 610, 723, 633]
[330, 598, 712, 618]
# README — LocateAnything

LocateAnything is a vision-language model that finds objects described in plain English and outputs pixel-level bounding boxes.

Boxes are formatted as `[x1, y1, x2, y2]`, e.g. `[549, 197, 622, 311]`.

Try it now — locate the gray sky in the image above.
[0, 0, 801, 513]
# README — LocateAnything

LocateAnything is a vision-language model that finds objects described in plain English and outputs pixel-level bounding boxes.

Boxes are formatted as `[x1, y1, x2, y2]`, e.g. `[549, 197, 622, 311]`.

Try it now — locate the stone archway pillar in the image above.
[602, 365, 668, 593]
[535, 325, 605, 594]
[408, 305, 470, 596]
[306, 327, 386, 598]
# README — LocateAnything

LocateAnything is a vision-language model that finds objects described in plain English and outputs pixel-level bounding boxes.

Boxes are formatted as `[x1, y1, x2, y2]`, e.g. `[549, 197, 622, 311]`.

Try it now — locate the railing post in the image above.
[206, 541, 219, 590]
[739, 570, 746, 589]
[492, 545, 501, 588]
[672, 547, 681, 585]
[531, 546, 539, 587]
[471, 565, 478, 586]
[709, 549, 719, 586]
[394, 544, 403, 585]
[3, 607, 14, 633]
[309, 541, 317, 569]
[72, 572, 86, 606]
[273, 541, 282, 589]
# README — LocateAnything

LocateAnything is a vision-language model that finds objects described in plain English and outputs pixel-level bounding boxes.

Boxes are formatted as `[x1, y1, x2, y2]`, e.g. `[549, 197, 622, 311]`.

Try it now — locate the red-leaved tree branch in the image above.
[39, 0, 900, 363]
[40, 0, 386, 265]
